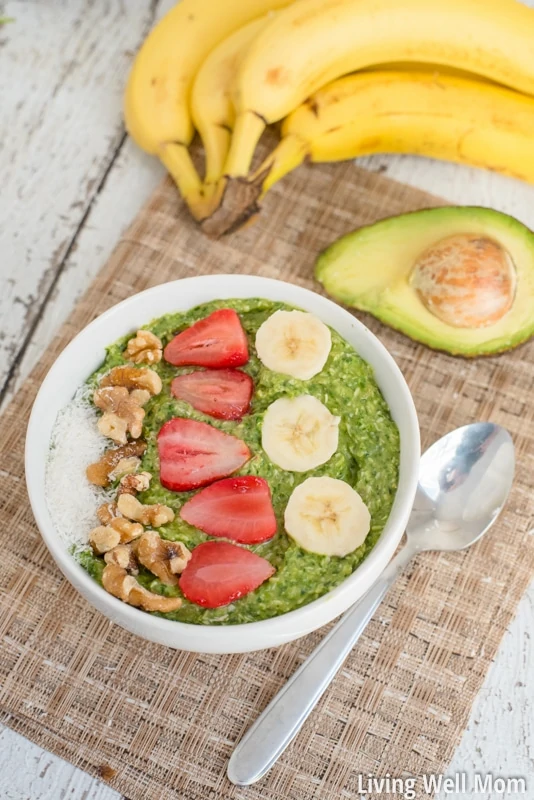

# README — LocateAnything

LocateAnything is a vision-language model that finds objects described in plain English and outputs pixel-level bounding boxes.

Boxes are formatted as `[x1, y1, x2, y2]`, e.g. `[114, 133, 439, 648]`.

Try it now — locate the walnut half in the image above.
[104, 543, 139, 574]
[130, 389, 151, 407]
[86, 441, 146, 487]
[109, 517, 144, 543]
[89, 518, 143, 554]
[117, 471, 151, 496]
[124, 330, 163, 365]
[97, 502, 119, 526]
[137, 531, 191, 586]
[108, 456, 141, 481]
[102, 563, 182, 613]
[94, 386, 145, 444]
[117, 494, 174, 527]
[100, 366, 162, 396]
[89, 526, 120, 554]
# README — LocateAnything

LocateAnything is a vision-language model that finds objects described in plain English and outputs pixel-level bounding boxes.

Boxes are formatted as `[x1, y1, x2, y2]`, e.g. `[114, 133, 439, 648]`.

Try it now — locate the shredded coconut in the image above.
[45, 386, 110, 549]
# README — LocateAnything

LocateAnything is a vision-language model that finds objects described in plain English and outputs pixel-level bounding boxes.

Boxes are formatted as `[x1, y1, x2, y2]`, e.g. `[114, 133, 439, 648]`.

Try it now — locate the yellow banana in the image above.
[204, 69, 534, 237]
[124, 0, 294, 218]
[367, 62, 498, 85]
[270, 70, 534, 184]
[223, 0, 534, 180]
[191, 16, 274, 187]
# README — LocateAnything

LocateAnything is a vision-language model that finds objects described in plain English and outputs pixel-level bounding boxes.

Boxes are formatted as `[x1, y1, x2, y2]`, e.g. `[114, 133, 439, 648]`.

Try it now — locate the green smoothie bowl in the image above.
[26, 275, 419, 653]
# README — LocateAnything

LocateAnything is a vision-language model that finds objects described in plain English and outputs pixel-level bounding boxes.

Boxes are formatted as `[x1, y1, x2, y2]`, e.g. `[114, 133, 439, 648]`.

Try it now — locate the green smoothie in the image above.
[78, 298, 400, 625]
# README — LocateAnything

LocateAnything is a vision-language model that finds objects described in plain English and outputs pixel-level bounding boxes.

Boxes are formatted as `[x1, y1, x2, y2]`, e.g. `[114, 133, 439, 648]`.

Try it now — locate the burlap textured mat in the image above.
[1, 155, 533, 800]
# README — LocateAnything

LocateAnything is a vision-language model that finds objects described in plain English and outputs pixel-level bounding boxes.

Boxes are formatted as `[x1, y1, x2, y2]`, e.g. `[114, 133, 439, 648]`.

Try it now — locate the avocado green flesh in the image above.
[315, 206, 534, 356]
[78, 298, 400, 625]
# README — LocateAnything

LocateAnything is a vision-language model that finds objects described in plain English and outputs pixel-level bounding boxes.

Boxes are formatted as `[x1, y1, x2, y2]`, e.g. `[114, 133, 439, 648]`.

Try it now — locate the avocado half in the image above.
[315, 206, 534, 357]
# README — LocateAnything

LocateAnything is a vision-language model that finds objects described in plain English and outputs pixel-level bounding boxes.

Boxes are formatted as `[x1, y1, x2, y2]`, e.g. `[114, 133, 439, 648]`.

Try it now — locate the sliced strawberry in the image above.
[179, 541, 275, 608]
[171, 369, 253, 421]
[157, 418, 250, 492]
[164, 309, 249, 368]
[180, 476, 277, 544]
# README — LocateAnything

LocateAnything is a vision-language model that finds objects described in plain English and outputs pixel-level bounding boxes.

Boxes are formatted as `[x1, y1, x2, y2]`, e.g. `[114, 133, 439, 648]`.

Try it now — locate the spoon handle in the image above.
[227, 544, 413, 786]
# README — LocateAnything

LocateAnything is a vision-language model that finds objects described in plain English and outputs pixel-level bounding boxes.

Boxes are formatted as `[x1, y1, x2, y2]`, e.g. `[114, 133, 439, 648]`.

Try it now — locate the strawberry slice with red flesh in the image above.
[164, 309, 249, 368]
[180, 476, 277, 544]
[171, 369, 253, 421]
[179, 541, 275, 608]
[157, 418, 250, 491]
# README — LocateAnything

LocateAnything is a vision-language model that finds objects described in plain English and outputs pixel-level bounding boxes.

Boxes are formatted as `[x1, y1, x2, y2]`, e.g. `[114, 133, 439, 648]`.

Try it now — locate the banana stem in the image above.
[256, 134, 310, 194]
[224, 111, 266, 177]
[199, 133, 310, 238]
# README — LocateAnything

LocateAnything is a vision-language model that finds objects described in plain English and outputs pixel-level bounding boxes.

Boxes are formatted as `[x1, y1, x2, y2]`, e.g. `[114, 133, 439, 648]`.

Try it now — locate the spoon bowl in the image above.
[409, 422, 515, 552]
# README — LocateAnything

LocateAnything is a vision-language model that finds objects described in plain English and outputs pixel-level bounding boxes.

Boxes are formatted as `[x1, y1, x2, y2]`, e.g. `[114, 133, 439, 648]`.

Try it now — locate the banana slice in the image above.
[284, 476, 370, 556]
[262, 394, 339, 471]
[255, 310, 331, 380]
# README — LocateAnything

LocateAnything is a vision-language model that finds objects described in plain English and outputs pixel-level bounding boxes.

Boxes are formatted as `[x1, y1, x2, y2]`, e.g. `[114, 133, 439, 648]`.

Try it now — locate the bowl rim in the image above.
[25, 275, 420, 649]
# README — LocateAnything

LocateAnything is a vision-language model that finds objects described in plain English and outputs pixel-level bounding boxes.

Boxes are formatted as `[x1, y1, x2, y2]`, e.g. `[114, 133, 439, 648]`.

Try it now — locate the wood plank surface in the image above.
[1, 0, 533, 797]
[0, 0, 173, 408]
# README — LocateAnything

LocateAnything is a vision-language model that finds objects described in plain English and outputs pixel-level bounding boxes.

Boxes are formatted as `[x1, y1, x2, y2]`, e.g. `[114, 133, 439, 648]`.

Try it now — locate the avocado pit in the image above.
[410, 234, 516, 328]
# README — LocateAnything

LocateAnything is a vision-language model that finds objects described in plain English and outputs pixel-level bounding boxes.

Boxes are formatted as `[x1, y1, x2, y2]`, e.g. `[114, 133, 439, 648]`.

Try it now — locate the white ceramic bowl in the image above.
[26, 275, 419, 653]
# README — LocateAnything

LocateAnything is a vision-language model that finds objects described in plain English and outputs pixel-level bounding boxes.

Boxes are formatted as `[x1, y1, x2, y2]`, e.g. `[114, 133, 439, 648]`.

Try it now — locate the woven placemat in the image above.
[1, 153, 533, 800]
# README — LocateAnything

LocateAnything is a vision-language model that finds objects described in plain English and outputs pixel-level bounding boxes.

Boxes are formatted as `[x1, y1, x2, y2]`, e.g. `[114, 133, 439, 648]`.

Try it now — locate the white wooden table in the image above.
[1, 2, 533, 798]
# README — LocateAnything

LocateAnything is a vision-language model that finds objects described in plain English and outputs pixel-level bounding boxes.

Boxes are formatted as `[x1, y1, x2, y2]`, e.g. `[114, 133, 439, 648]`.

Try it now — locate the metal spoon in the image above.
[228, 422, 515, 786]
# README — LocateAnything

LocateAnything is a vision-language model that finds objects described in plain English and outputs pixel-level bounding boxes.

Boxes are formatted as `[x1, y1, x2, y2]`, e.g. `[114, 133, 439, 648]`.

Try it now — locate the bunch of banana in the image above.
[125, 0, 534, 235]
[207, 69, 534, 234]
[191, 15, 274, 189]
[124, 0, 293, 220]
